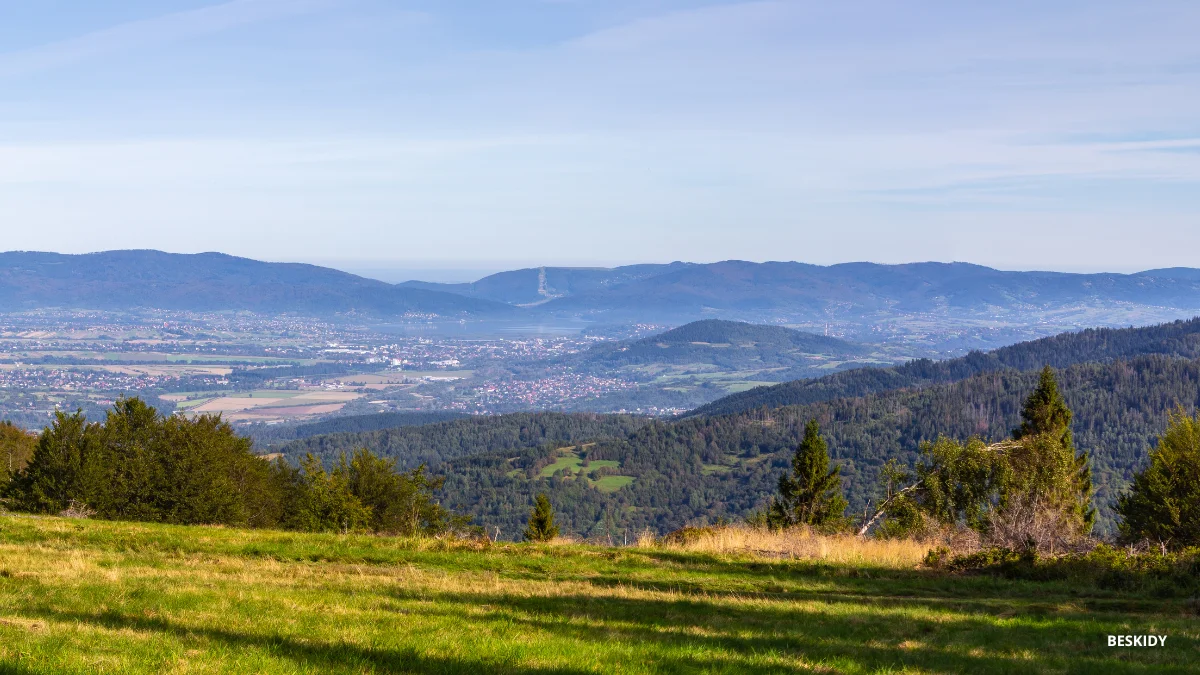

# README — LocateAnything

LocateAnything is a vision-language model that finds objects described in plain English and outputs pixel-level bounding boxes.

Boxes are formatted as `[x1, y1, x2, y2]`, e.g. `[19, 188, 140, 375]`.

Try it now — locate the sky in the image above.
[2, 1, 1199, 278]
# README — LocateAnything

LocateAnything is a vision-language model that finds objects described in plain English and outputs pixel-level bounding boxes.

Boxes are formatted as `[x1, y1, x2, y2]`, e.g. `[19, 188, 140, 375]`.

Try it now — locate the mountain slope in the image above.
[280, 412, 651, 470]
[0, 250, 513, 317]
[437, 355, 1200, 537]
[687, 317, 1200, 417]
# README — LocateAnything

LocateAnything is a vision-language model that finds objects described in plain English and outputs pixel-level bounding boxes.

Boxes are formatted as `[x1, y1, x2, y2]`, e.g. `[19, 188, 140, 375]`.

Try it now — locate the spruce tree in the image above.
[1116, 408, 1200, 548]
[1011, 366, 1094, 530]
[767, 419, 847, 530]
[524, 493, 559, 542]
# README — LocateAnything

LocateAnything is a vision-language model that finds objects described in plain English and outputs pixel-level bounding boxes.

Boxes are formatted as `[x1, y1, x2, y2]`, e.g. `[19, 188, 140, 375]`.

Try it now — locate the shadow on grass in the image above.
[378, 585, 1197, 675]
[15, 607, 598, 675]
[0, 663, 44, 675]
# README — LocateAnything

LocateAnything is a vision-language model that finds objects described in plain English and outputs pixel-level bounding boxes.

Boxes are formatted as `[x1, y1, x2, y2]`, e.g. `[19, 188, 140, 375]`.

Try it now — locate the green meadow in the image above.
[1, 516, 1197, 674]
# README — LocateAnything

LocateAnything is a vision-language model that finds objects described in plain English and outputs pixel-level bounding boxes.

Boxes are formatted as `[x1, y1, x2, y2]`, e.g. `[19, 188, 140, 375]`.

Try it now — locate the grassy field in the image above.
[537, 449, 634, 494]
[1, 516, 1198, 674]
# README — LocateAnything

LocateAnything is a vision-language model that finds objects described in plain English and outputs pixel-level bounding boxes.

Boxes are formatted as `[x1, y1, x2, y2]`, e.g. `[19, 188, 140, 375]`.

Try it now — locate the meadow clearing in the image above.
[0, 516, 1196, 674]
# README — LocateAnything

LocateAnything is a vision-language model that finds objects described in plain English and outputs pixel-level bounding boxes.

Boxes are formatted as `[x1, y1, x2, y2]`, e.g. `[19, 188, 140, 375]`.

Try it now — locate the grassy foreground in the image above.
[0, 516, 1197, 674]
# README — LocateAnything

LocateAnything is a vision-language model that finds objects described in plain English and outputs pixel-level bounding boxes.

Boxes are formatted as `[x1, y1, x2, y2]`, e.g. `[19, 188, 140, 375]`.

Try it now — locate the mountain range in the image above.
[0, 250, 511, 317]
[5, 251, 1200, 332]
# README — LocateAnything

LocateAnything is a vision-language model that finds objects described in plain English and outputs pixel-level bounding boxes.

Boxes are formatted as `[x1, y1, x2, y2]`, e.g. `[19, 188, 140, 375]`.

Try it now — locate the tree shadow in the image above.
[13, 607, 594, 675]
[379, 585, 1197, 675]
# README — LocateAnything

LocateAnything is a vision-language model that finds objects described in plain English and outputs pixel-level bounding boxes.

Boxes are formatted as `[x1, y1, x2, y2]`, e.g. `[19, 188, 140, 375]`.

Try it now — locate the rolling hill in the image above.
[686, 317, 1200, 417]
[0, 250, 513, 317]
[573, 319, 870, 374]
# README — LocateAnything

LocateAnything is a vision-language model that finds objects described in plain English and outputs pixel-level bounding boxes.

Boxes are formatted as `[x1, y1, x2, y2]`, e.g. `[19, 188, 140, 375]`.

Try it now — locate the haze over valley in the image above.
[6, 249, 1200, 432]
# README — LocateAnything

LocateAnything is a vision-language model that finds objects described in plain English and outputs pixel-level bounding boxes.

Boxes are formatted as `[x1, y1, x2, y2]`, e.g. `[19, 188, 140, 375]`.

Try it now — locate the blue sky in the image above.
[2, 1, 1199, 276]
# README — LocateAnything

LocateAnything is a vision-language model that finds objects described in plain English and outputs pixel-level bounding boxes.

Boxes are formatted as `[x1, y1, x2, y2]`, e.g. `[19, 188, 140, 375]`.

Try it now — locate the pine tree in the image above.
[1011, 366, 1094, 530]
[1116, 408, 1200, 548]
[767, 419, 847, 530]
[524, 493, 559, 542]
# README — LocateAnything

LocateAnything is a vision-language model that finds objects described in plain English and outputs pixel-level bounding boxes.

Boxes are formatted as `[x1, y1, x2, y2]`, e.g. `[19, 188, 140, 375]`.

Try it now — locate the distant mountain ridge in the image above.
[400, 263, 694, 306]
[0, 250, 512, 317]
[405, 260, 1200, 327]
[5, 251, 1200, 328]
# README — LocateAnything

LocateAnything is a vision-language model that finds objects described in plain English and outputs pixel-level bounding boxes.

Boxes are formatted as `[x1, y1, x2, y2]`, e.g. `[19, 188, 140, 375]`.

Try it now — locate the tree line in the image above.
[0, 399, 467, 537]
[764, 367, 1199, 551]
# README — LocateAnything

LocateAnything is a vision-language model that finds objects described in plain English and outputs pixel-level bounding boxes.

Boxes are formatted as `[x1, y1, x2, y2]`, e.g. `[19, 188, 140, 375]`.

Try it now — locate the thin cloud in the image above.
[0, 0, 339, 78]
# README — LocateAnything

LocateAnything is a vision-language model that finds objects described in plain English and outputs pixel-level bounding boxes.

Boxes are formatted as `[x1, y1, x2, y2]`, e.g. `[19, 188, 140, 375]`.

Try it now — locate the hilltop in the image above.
[569, 319, 878, 387]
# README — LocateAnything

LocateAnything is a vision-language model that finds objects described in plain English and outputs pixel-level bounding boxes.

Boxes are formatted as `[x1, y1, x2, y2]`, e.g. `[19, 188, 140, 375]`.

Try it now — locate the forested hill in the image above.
[293, 411, 467, 438]
[437, 354, 1200, 538]
[687, 318, 1200, 418]
[0, 250, 512, 317]
[576, 319, 864, 369]
[638, 319, 858, 354]
[279, 412, 651, 469]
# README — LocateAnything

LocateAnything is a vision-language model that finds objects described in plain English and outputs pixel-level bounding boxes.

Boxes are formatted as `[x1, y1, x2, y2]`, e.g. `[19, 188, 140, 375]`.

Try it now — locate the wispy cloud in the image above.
[0, 0, 339, 78]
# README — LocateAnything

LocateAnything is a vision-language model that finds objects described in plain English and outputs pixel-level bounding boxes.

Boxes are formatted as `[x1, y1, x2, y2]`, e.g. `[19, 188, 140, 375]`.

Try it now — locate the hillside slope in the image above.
[0, 250, 513, 317]
[280, 412, 650, 469]
[688, 317, 1200, 417]
[440, 355, 1200, 537]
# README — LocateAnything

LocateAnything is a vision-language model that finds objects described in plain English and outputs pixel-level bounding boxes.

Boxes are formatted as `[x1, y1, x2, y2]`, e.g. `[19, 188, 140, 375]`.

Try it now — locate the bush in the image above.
[932, 543, 1200, 597]
[660, 526, 720, 546]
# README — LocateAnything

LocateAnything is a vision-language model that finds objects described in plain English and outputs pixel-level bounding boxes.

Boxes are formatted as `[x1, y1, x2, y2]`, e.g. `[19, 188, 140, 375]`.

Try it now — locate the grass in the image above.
[592, 475, 634, 493]
[538, 449, 634, 493]
[1, 516, 1199, 674]
[648, 525, 932, 568]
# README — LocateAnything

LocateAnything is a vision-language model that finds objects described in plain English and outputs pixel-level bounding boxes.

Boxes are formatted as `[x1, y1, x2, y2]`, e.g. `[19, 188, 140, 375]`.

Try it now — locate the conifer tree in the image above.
[1011, 366, 1094, 530]
[524, 493, 559, 542]
[1116, 408, 1200, 548]
[767, 419, 847, 530]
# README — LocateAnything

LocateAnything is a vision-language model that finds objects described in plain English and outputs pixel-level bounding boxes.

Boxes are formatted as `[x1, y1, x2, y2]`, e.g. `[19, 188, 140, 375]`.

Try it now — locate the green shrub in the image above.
[935, 543, 1200, 597]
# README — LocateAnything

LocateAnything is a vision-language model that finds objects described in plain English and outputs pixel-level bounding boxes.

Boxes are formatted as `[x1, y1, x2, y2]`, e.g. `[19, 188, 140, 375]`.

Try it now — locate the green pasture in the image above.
[1, 516, 1197, 673]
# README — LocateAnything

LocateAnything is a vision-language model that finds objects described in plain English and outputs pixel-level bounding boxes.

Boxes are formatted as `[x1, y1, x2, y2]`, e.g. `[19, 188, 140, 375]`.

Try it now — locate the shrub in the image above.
[934, 543, 1200, 597]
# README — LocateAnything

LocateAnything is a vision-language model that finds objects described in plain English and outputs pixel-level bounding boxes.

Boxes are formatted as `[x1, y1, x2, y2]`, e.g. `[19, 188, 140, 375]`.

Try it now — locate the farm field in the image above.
[170, 390, 366, 422]
[1, 516, 1197, 674]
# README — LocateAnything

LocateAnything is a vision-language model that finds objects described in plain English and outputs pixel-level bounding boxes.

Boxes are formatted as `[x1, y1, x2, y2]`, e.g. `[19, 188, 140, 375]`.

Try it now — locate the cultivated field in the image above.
[1, 516, 1196, 673]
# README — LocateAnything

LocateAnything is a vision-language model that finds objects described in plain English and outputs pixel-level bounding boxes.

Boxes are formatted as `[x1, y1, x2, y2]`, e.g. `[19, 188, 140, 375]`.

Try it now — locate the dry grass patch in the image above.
[646, 525, 932, 568]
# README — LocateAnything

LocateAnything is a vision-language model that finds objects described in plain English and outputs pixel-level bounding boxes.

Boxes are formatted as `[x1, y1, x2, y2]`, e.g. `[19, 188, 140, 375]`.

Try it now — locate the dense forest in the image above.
[280, 412, 651, 470]
[433, 355, 1200, 537]
[689, 318, 1200, 417]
